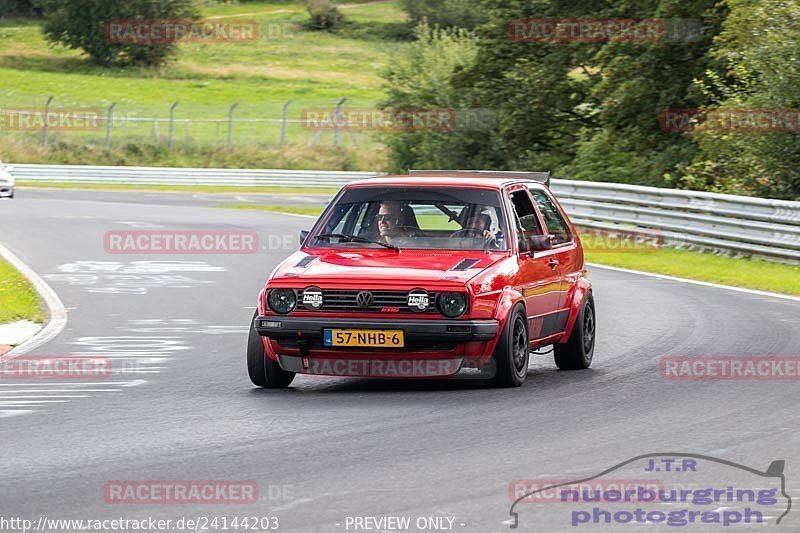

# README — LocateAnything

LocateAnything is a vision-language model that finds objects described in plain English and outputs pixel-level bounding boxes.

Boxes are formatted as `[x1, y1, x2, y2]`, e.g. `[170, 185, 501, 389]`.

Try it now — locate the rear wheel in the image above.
[247, 313, 295, 388]
[487, 304, 529, 388]
[554, 293, 596, 370]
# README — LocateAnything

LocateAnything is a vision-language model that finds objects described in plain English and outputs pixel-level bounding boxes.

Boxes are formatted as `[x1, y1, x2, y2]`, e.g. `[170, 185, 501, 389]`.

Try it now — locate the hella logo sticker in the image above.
[302, 287, 324, 310]
[408, 290, 429, 312]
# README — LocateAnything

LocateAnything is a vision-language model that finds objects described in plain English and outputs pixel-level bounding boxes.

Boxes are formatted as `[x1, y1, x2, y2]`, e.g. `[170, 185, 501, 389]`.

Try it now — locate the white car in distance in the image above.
[0, 161, 15, 198]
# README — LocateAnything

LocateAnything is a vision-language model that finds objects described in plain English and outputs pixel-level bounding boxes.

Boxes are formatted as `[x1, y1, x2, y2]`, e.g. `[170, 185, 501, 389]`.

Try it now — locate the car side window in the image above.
[508, 190, 543, 252]
[529, 189, 572, 245]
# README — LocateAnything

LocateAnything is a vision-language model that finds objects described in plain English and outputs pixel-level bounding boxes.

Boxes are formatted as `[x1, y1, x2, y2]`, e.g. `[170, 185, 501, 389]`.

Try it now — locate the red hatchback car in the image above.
[248, 171, 595, 388]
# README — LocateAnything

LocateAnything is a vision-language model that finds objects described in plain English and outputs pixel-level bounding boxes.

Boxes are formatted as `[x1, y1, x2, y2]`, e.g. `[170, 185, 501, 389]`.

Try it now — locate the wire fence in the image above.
[0, 93, 386, 150]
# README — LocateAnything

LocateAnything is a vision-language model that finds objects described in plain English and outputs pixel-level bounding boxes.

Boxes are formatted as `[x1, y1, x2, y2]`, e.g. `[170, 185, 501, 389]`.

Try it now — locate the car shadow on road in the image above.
[247, 359, 602, 396]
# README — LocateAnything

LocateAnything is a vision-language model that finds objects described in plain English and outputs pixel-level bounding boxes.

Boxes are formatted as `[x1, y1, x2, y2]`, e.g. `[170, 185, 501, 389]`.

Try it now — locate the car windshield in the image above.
[310, 186, 509, 251]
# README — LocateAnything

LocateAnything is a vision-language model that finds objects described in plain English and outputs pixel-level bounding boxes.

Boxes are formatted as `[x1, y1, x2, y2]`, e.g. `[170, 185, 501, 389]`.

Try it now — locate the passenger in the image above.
[462, 213, 498, 244]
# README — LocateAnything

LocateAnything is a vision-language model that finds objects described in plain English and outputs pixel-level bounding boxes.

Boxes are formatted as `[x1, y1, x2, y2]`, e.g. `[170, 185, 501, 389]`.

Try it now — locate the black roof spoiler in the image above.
[408, 170, 552, 187]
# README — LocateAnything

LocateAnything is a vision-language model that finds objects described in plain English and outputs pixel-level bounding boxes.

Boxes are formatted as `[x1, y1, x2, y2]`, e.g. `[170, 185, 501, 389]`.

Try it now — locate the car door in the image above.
[507, 186, 564, 343]
[528, 186, 582, 324]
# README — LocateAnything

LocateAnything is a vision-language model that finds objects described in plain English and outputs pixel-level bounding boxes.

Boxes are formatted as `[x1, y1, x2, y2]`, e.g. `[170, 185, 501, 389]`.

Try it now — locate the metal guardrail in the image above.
[549, 181, 800, 263]
[11, 164, 377, 188]
[12, 164, 800, 263]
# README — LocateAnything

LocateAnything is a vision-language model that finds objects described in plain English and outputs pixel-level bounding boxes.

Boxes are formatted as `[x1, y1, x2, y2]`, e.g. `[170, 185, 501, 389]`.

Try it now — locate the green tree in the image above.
[568, 0, 726, 187]
[41, 0, 200, 66]
[684, 0, 800, 199]
[381, 22, 486, 172]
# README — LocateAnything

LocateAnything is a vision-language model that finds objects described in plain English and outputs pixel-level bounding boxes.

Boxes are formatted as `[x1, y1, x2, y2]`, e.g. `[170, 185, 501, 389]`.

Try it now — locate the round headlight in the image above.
[268, 288, 297, 315]
[437, 292, 467, 318]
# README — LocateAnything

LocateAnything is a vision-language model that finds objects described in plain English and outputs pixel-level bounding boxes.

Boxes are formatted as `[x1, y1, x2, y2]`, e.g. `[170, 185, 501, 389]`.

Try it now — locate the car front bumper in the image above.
[254, 316, 499, 343]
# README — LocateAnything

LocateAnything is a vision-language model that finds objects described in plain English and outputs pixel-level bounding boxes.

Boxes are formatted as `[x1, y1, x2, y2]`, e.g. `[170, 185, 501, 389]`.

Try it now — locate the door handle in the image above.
[548, 258, 559, 269]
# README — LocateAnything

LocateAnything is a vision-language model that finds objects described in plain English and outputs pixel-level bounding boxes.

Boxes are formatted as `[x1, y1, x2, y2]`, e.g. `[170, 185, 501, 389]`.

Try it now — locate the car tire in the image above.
[487, 304, 529, 388]
[554, 293, 596, 370]
[247, 312, 295, 388]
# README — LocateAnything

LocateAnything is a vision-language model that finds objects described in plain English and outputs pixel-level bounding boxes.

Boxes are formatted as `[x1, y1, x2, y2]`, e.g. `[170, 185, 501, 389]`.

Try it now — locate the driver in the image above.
[377, 201, 416, 244]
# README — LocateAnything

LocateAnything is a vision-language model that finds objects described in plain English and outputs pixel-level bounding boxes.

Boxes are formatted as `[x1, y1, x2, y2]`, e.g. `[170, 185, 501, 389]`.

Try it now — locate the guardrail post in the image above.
[105, 103, 116, 153]
[280, 99, 292, 147]
[227, 101, 239, 149]
[41, 96, 54, 146]
[168, 101, 179, 148]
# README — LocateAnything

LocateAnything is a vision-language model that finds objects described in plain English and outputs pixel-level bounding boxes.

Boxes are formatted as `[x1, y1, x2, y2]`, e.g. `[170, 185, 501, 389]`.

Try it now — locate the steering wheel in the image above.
[450, 228, 486, 239]
[399, 225, 424, 237]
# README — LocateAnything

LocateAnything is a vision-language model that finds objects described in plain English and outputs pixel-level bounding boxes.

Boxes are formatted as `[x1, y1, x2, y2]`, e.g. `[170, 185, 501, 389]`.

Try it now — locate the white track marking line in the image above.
[0, 395, 90, 399]
[122, 379, 147, 387]
[0, 389, 121, 393]
[0, 381, 141, 386]
[587, 263, 800, 303]
[0, 242, 68, 358]
[0, 410, 35, 417]
[0, 400, 69, 405]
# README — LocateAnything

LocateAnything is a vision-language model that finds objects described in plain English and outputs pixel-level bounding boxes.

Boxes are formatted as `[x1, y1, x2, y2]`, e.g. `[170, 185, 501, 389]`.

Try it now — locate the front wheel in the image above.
[554, 293, 596, 370]
[487, 304, 529, 388]
[247, 313, 295, 388]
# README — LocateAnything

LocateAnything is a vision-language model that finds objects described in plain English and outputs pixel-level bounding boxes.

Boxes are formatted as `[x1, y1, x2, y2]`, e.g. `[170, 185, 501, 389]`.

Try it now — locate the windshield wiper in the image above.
[314, 233, 400, 252]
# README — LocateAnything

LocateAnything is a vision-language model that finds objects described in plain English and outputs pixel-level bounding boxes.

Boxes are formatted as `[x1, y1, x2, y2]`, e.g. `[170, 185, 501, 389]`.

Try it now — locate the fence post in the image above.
[227, 101, 239, 149]
[333, 97, 347, 147]
[105, 103, 116, 153]
[41, 96, 54, 146]
[168, 101, 179, 148]
[280, 99, 292, 147]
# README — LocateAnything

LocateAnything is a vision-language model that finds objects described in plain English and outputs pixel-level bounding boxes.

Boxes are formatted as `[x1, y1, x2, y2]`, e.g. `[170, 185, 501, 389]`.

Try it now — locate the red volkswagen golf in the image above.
[248, 171, 595, 388]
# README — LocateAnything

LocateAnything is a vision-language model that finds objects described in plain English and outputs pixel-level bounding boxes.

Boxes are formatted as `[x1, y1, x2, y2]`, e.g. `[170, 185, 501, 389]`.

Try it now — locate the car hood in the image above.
[270, 249, 510, 286]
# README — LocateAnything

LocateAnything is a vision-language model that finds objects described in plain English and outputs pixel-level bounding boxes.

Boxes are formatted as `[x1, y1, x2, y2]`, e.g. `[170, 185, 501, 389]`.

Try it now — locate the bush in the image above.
[41, 0, 200, 66]
[400, 0, 486, 30]
[0, 0, 42, 18]
[306, 0, 343, 31]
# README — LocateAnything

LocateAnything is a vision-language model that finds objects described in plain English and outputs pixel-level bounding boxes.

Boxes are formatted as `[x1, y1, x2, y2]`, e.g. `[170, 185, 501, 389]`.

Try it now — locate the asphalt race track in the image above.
[2, 188, 800, 532]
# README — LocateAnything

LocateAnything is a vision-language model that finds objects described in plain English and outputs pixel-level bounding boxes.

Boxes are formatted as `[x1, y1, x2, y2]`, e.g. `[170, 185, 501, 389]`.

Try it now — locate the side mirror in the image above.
[299, 230, 310, 245]
[528, 235, 553, 253]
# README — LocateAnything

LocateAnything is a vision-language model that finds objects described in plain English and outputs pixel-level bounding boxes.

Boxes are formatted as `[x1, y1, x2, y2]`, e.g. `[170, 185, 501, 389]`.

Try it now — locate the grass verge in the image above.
[217, 203, 800, 296]
[1, 138, 388, 171]
[0, 257, 45, 324]
[586, 246, 800, 296]
[218, 203, 325, 216]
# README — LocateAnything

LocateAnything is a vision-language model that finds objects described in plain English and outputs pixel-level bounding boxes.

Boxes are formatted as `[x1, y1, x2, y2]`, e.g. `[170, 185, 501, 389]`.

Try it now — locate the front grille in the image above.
[294, 289, 440, 314]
